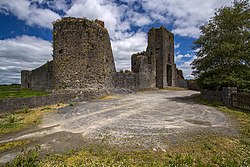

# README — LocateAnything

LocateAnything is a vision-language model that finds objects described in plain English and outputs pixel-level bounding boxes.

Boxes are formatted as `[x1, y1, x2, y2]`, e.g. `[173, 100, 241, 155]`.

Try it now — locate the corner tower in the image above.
[52, 18, 116, 90]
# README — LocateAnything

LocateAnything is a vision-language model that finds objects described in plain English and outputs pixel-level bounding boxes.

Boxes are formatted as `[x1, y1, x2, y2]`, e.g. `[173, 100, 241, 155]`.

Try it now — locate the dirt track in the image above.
[0, 90, 237, 163]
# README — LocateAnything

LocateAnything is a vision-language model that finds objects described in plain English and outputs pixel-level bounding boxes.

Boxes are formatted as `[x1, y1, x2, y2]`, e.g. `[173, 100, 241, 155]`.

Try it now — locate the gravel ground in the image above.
[0, 90, 238, 163]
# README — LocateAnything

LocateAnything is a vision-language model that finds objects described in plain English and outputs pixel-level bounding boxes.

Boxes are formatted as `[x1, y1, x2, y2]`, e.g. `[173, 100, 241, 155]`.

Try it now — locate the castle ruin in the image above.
[21, 17, 184, 92]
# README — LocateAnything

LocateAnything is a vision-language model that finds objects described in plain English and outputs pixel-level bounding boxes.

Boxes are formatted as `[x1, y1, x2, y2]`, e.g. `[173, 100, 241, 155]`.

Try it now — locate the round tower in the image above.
[52, 17, 116, 91]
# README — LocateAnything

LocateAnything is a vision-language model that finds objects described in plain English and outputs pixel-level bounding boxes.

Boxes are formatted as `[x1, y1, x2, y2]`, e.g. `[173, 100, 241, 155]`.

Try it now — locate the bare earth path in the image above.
[0, 90, 237, 163]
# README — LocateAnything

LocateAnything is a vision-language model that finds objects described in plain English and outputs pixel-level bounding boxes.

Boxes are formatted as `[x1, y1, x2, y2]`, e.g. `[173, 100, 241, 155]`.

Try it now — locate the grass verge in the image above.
[0, 104, 66, 134]
[0, 84, 50, 99]
[0, 140, 30, 153]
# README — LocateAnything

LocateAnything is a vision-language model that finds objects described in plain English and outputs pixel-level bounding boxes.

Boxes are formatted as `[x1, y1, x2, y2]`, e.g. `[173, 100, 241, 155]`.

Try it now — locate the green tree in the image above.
[191, 0, 250, 91]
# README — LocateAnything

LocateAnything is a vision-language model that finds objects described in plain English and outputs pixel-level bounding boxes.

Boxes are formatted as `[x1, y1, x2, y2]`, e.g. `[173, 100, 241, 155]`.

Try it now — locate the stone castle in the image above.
[21, 17, 184, 91]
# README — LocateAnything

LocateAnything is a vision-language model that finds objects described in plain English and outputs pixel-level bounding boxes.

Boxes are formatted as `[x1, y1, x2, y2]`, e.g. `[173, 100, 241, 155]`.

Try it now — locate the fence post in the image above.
[223, 87, 237, 106]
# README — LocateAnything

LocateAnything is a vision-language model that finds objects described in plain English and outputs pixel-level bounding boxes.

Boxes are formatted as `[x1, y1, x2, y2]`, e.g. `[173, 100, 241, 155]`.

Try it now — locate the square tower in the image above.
[147, 26, 175, 88]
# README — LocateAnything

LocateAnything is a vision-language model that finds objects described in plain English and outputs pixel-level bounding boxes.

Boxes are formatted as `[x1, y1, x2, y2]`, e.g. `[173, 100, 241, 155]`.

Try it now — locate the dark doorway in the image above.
[167, 64, 172, 86]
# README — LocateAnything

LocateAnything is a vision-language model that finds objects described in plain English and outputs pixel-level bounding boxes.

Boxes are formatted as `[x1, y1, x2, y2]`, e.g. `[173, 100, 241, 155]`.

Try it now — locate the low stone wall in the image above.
[21, 61, 53, 91]
[201, 87, 237, 106]
[0, 89, 110, 114]
[176, 79, 188, 88]
[201, 89, 224, 102]
[0, 93, 77, 114]
[187, 80, 200, 91]
[114, 72, 138, 90]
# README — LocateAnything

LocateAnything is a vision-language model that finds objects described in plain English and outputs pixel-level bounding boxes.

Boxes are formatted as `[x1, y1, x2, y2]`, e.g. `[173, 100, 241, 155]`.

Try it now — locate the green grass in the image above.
[5, 138, 248, 167]
[0, 140, 30, 153]
[4, 146, 41, 167]
[0, 104, 66, 134]
[0, 84, 50, 99]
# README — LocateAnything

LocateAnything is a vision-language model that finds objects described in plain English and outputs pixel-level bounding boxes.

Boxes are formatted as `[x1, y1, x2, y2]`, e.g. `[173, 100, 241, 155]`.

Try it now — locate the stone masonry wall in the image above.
[21, 61, 53, 91]
[131, 51, 146, 73]
[52, 18, 116, 91]
[21, 70, 31, 88]
[137, 55, 153, 89]
[130, 26, 177, 89]
[0, 89, 111, 114]
[201, 87, 237, 106]
[147, 27, 175, 88]
[114, 72, 138, 90]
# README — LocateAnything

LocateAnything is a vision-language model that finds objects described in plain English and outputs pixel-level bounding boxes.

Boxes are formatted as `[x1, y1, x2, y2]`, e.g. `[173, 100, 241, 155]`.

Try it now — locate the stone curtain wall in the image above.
[201, 89, 224, 102]
[52, 18, 116, 90]
[176, 79, 188, 88]
[231, 92, 250, 110]
[137, 56, 153, 89]
[201, 87, 250, 110]
[131, 52, 154, 89]
[201, 87, 237, 106]
[21, 61, 53, 91]
[0, 90, 110, 114]
[0, 93, 77, 113]
[114, 72, 138, 90]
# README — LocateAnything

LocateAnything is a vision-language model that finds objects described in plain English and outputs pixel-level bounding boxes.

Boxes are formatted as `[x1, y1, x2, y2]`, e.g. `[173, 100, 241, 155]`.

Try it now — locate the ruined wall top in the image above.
[52, 17, 106, 30]
[148, 26, 174, 37]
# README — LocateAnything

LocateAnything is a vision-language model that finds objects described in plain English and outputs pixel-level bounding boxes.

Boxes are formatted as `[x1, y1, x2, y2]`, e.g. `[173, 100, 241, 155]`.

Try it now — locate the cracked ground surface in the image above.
[0, 90, 237, 163]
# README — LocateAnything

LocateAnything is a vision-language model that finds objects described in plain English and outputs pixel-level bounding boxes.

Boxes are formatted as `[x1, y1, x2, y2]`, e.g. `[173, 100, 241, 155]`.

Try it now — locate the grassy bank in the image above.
[0, 84, 49, 99]
[0, 104, 66, 134]
[0, 140, 30, 153]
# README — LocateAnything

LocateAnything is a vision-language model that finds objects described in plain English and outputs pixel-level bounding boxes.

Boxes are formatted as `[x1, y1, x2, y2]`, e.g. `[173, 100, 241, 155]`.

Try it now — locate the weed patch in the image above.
[0, 140, 30, 153]
[0, 104, 66, 134]
[4, 146, 41, 167]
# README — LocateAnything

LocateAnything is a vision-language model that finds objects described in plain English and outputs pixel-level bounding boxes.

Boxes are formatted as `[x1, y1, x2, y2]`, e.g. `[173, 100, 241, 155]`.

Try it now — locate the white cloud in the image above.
[175, 55, 183, 63]
[66, 0, 126, 37]
[111, 32, 147, 70]
[0, 0, 61, 29]
[174, 43, 181, 49]
[47, 0, 69, 12]
[172, 27, 201, 38]
[141, 0, 233, 38]
[0, 35, 52, 84]
[175, 53, 192, 63]
[126, 9, 152, 26]
[176, 54, 197, 79]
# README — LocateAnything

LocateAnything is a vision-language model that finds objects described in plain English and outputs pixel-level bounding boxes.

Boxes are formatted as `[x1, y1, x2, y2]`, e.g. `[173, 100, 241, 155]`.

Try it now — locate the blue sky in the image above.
[0, 0, 233, 84]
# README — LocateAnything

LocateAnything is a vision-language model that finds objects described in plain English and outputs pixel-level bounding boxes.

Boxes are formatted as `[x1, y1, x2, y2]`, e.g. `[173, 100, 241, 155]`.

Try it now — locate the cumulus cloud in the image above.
[46, 0, 70, 12]
[176, 54, 197, 79]
[141, 0, 232, 38]
[0, 35, 52, 84]
[175, 53, 193, 63]
[126, 9, 152, 27]
[112, 32, 147, 70]
[0, 0, 61, 29]
[66, 0, 125, 37]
